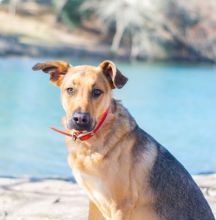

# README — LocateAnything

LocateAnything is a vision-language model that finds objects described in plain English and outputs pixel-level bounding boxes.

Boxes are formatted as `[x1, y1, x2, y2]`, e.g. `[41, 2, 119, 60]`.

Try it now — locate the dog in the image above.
[33, 60, 215, 220]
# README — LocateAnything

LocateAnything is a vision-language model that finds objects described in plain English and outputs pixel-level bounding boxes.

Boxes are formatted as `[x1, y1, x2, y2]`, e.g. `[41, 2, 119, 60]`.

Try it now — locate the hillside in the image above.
[0, 0, 215, 62]
[0, 2, 120, 59]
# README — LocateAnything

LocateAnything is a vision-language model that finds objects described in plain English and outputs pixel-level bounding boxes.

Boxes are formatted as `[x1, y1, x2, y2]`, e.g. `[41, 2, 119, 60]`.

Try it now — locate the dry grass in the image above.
[0, 7, 99, 48]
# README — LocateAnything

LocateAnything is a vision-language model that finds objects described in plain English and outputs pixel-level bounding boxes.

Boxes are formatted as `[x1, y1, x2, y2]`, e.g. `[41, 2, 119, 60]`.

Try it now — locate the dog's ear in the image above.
[32, 60, 70, 86]
[99, 60, 128, 89]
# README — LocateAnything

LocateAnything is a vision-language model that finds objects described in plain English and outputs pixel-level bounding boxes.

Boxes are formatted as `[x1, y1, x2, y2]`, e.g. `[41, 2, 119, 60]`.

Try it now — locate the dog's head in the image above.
[32, 60, 128, 132]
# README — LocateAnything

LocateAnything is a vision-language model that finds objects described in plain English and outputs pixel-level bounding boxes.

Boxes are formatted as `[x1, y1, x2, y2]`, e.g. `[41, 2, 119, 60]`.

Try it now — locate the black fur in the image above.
[119, 104, 214, 219]
[149, 141, 215, 220]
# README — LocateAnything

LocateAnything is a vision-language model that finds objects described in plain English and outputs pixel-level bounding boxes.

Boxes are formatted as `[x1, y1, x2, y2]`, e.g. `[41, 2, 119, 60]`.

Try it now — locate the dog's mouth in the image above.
[67, 120, 96, 133]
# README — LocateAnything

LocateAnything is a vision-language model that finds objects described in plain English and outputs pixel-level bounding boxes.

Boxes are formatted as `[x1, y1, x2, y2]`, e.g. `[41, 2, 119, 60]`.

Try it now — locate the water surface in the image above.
[0, 58, 216, 177]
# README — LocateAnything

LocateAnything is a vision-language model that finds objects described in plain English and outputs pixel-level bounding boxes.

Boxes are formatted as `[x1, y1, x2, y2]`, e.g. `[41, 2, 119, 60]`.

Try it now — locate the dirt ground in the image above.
[0, 174, 215, 220]
[0, 4, 119, 59]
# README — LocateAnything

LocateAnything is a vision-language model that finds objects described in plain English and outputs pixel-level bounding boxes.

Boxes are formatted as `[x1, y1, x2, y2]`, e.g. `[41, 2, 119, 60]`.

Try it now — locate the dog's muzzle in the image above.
[68, 112, 92, 131]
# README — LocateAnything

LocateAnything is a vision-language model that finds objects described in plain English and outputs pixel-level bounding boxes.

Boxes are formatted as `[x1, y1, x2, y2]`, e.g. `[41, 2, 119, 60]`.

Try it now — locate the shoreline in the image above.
[0, 174, 215, 220]
[0, 2, 216, 64]
[1, 52, 216, 67]
[0, 49, 215, 65]
[0, 37, 215, 65]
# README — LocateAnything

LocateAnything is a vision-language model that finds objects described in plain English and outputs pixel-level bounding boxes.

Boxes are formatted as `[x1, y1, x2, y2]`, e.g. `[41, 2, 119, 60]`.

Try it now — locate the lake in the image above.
[0, 58, 216, 177]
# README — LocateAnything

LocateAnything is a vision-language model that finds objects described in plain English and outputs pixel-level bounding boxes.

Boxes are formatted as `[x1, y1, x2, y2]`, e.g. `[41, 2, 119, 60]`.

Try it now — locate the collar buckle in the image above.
[72, 135, 77, 141]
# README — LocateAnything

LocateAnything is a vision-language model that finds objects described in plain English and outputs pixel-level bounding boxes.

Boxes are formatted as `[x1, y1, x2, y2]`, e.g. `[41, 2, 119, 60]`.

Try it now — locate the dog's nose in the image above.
[72, 112, 90, 126]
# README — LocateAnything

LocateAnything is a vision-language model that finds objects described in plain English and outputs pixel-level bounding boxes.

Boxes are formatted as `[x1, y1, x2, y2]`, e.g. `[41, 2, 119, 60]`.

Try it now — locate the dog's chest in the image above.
[73, 168, 111, 217]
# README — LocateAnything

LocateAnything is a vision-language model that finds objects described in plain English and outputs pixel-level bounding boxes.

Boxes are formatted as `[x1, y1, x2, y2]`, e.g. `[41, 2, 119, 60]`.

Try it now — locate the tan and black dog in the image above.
[33, 60, 215, 220]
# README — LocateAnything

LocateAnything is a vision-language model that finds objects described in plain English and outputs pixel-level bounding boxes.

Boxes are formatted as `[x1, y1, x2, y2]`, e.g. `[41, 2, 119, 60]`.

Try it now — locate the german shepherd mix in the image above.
[33, 60, 215, 220]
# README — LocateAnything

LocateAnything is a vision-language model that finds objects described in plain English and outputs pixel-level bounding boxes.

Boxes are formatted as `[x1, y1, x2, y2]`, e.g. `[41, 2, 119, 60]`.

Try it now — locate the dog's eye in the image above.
[92, 89, 103, 98]
[66, 87, 74, 95]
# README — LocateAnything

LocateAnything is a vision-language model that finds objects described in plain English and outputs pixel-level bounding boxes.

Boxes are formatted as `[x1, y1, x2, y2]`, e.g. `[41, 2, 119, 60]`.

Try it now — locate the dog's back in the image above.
[145, 133, 215, 220]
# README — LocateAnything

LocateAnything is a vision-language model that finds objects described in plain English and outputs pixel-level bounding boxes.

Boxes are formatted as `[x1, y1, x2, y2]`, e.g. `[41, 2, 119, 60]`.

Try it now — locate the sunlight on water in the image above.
[0, 58, 216, 177]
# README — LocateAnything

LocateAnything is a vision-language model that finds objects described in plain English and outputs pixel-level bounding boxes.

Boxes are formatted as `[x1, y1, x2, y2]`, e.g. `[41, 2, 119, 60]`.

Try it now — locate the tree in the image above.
[81, 0, 172, 58]
[81, 0, 146, 52]
[53, 0, 68, 22]
[8, 0, 21, 15]
[79, 0, 216, 61]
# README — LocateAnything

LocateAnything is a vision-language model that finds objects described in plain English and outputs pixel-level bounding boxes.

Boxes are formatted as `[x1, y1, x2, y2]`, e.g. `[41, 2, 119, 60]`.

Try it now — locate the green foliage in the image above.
[52, 0, 88, 28]
[63, 0, 85, 24]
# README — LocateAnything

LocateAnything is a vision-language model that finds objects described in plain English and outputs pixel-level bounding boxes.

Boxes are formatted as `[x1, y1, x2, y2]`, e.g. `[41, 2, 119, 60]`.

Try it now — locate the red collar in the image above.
[50, 107, 110, 141]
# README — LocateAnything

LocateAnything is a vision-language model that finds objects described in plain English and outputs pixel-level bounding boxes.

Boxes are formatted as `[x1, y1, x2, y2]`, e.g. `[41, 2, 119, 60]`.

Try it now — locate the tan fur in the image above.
[33, 60, 160, 220]
[66, 102, 159, 220]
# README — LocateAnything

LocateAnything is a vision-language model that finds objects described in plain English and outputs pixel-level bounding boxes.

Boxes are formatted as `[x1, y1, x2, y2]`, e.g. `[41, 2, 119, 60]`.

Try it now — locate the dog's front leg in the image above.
[88, 201, 106, 220]
[111, 203, 134, 220]
[111, 209, 132, 220]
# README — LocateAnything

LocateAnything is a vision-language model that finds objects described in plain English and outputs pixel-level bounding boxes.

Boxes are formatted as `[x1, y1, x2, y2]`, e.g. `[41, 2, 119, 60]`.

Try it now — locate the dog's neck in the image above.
[66, 99, 137, 166]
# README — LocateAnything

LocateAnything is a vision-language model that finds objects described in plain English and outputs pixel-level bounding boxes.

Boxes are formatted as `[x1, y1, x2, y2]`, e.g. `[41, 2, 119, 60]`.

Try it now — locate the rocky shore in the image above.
[0, 8, 127, 61]
[0, 1, 216, 63]
[0, 174, 215, 220]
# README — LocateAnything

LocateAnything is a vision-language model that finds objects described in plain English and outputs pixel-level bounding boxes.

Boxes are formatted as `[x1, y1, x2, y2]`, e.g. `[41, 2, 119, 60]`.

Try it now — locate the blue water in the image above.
[0, 58, 216, 177]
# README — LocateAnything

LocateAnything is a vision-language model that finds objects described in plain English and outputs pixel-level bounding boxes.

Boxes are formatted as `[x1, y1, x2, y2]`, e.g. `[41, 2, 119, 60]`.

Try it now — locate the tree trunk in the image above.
[111, 17, 125, 52]
[8, 0, 20, 16]
[55, 0, 68, 23]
